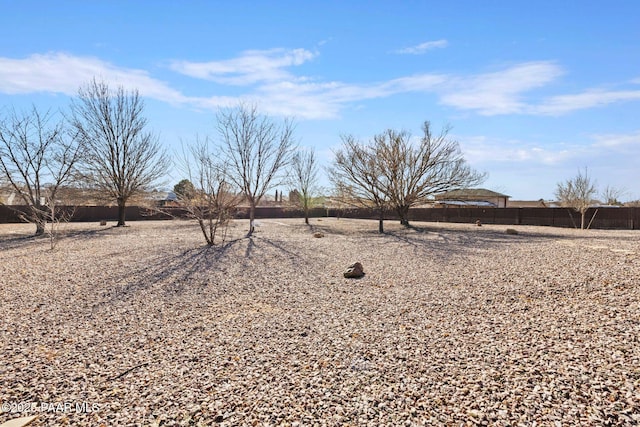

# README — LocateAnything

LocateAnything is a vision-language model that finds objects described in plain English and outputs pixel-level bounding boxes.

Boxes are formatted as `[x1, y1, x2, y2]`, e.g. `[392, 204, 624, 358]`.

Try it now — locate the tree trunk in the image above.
[117, 198, 126, 227]
[580, 209, 586, 230]
[247, 203, 256, 236]
[35, 221, 45, 236]
[33, 205, 46, 236]
[198, 218, 213, 245]
[398, 205, 410, 227]
[304, 200, 309, 225]
[378, 207, 384, 233]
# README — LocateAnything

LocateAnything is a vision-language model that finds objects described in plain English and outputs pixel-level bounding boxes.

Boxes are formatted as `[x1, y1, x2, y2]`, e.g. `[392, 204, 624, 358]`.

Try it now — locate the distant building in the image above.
[434, 188, 510, 208]
[149, 190, 178, 207]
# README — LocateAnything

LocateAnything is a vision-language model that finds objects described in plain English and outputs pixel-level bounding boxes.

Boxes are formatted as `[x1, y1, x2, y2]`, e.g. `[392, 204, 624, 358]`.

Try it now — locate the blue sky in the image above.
[1, 1, 639, 200]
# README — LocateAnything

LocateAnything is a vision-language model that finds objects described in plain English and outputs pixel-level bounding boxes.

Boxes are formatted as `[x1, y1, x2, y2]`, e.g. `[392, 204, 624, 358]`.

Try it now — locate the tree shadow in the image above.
[58, 225, 120, 241]
[379, 228, 467, 261]
[404, 221, 602, 242]
[0, 224, 125, 250]
[0, 233, 42, 251]
[91, 237, 245, 309]
[375, 221, 584, 264]
[291, 218, 383, 237]
[252, 235, 303, 260]
[90, 229, 308, 309]
[245, 236, 256, 258]
[298, 221, 350, 236]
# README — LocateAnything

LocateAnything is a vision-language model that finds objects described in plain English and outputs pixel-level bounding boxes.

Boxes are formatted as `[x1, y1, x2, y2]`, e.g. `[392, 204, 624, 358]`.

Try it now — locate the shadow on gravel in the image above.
[92, 232, 305, 308]
[0, 226, 115, 251]
[244, 236, 256, 258]
[401, 223, 637, 260]
[284, 218, 373, 237]
[245, 235, 302, 260]
[368, 222, 588, 262]
[78, 218, 621, 310]
[59, 225, 121, 241]
[0, 224, 128, 250]
[0, 233, 41, 251]
[91, 237, 245, 308]
[403, 221, 618, 242]
[305, 223, 355, 236]
[379, 228, 475, 262]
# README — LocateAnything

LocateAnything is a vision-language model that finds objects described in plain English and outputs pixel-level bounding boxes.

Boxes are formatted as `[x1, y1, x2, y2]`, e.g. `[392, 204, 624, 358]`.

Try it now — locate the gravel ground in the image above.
[1, 218, 639, 426]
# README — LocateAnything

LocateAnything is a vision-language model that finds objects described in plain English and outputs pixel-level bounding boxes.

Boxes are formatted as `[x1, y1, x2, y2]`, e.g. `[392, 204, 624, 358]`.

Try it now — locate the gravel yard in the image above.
[1, 218, 639, 426]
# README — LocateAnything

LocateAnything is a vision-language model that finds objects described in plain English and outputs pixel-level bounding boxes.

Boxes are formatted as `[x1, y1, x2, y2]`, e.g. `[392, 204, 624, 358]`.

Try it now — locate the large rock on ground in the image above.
[343, 262, 364, 278]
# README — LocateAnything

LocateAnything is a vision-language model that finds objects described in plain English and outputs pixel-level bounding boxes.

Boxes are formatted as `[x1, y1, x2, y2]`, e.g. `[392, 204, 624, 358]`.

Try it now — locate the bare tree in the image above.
[291, 147, 320, 225]
[555, 168, 598, 229]
[375, 122, 485, 226]
[329, 122, 484, 232]
[601, 185, 626, 206]
[70, 79, 169, 227]
[329, 135, 389, 233]
[176, 138, 240, 245]
[218, 103, 296, 236]
[46, 198, 76, 250]
[0, 106, 82, 236]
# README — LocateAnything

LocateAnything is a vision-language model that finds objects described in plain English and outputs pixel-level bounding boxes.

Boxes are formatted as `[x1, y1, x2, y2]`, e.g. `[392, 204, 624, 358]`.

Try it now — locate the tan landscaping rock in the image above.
[343, 261, 364, 278]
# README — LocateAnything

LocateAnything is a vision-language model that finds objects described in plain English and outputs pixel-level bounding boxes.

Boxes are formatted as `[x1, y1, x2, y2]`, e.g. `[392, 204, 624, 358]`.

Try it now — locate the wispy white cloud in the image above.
[205, 76, 443, 119]
[383, 74, 448, 93]
[435, 64, 640, 116]
[169, 48, 317, 85]
[0, 52, 187, 104]
[394, 40, 448, 55]
[191, 73, 447, 119]
[438, 62, 564, 115]
[461, 130, 640, 169]
[1, 51, 638, 121]
[459, 135, 577, 165]
[460, 130, 640, 199]
[533, 89, 640, 115]
[590, 130, 640, 149]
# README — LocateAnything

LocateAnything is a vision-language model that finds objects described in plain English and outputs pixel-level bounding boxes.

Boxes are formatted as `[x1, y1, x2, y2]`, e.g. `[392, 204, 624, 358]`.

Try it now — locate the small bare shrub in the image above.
[176, 137, 241, 246]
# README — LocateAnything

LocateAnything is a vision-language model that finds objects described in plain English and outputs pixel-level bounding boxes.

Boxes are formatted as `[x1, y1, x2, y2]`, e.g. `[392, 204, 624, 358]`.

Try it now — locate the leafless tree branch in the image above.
[290, 147, 320, 225]
[217, 102, 296, 236]
[555, 167, 598, 229]
[0, 105, 82, 236]
[175, 137, 241, 245]
[328, 135, 389, 232]
[375, 122, 486, 226]
[69, 79, 169, 226]
[328, 121, 485, 231]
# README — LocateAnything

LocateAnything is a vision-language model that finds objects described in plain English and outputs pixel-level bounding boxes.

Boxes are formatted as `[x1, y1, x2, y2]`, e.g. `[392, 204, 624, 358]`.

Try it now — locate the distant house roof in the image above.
[149, 191, 177, 201]
[434, 188, 510, 200]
